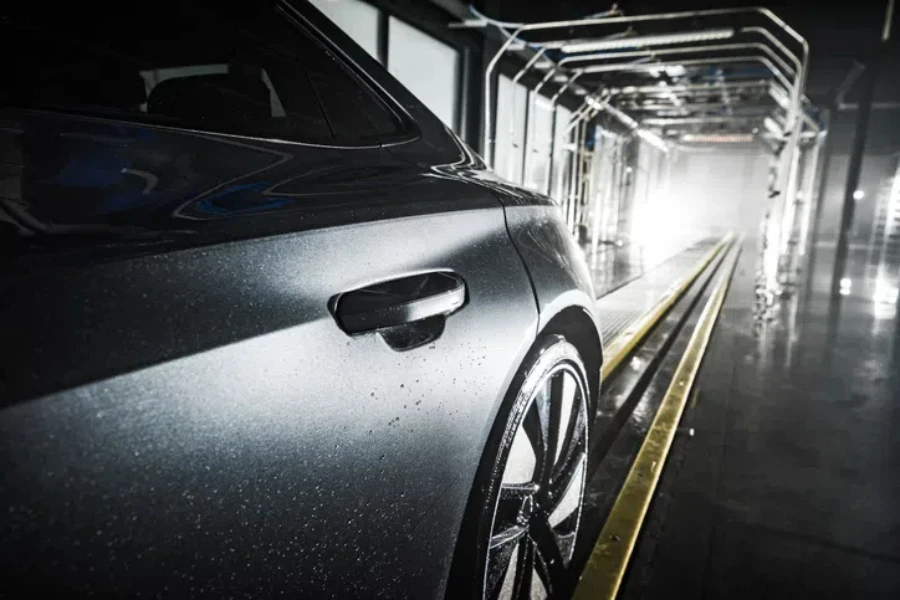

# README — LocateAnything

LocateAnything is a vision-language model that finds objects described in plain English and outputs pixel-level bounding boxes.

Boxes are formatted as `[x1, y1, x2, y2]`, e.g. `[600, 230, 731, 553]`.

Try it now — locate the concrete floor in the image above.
[621, 240, 900, 598]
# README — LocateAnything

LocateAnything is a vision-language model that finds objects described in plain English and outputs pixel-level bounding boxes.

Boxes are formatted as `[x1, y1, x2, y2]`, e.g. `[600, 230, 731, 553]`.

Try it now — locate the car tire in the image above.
[447, 334, 592, 600]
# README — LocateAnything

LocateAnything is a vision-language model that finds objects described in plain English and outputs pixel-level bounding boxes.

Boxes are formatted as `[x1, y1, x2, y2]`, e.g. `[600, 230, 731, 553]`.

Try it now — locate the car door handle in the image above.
[332, 271, 467, 335]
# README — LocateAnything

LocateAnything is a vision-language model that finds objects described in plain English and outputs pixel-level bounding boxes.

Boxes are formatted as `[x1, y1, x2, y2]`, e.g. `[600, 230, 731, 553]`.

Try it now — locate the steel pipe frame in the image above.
[589, 131, 620, 259]
[641, 109, 819, 132]
[481, 8, 808, 294]
[557, 95, 601, 231]
[610, 80, 771, 96]
[567, 54, 796, 133]
[524, 66, 567, 193]
[560, 48, 795, 124]
[624, 101, 774, 112]
[641, 115, 763, 126]
[547, 49, 762, 243]
[575, 54, 799, 147]
[558, 41, 796, 81]
[482, 7, 809, 170]
[633, 78, 822, 280]
[543, 71, 584, 197]
[606, 67, 820, 142]
[549, 92, 638, 240]
[796, 131, 826, 258]
[633, 85, 821, 131]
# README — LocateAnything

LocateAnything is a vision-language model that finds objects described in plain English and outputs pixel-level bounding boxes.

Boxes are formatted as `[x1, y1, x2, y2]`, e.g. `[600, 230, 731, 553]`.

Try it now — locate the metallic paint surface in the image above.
[0, 2, 602, 597]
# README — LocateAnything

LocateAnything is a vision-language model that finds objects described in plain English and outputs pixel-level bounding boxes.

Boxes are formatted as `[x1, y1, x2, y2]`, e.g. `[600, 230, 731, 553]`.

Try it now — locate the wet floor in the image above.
[618, 239, 900, 598]
[585, 237, 710, 299]
[594, 238, 721, 342]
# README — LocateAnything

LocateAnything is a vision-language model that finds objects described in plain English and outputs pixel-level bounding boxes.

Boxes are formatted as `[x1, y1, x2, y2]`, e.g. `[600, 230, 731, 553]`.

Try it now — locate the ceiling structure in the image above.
[474, 0, 897, 104]
[462, 4, 835, 151]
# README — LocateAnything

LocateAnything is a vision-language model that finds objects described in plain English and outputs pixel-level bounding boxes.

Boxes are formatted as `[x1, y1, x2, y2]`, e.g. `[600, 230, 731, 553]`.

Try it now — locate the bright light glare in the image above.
[873, 277, 899, 319]
[839, 278, 852, 296]
[562, 28, 734, 53]
[874, 280, 899, 304]
[853, 189, 865, 201]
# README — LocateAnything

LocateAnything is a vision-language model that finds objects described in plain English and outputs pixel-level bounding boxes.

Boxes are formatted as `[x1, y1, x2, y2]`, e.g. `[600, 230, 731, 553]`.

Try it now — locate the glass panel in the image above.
[495, 75, 528, 184]
[1, 2, 401, 143]
[387, 17, 460, 132]
[525, 93, 554, 192]
[308, 0, 381, 61]
[552, 105, 574, 202]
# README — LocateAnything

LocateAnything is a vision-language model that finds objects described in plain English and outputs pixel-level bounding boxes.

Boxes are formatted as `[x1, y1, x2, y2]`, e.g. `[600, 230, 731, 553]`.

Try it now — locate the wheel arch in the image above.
[536, 305, 603, 411]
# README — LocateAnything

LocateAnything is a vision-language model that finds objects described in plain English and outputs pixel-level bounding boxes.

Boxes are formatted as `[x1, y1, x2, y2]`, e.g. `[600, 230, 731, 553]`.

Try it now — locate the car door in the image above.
[0, 3, 539, 597]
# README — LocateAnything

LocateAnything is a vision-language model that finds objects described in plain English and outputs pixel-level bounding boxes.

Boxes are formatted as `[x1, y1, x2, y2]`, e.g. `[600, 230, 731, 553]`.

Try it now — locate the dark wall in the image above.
[816, 109, 900, 245]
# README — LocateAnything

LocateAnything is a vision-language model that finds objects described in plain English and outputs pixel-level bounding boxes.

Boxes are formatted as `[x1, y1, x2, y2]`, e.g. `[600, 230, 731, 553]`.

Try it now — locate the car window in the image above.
[0, 2, 403, 144]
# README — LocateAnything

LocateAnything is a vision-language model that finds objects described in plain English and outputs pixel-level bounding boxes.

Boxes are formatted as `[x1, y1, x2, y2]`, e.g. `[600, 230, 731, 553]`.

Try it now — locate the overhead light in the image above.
[552, 74, 569, 83]
[562, 28, 734, 53]
[681, 133, 755, 143]
[535, 61, 554, 71]
[853, 189, 865, 201]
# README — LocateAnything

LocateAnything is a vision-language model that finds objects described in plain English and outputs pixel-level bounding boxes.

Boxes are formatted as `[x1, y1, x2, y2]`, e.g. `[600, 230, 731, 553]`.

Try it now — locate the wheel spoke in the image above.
[482, 357, 591, 600]
[532, 547, 554, 599]
[554, 372, 578, 463]
[554, 381, 585, 477]
[503, 419, 538, 485]
[530, 517, 568, 584]
[521, 399, 547, 477]
[548, 453, 585, 530]
[542, 373, 565, 483]
[488, 538, 520, 600]
[511, 537, 536, 600]
[490, 523, 527, 549]
[493, 483, 537, 546]
[549, 439, 586, 506]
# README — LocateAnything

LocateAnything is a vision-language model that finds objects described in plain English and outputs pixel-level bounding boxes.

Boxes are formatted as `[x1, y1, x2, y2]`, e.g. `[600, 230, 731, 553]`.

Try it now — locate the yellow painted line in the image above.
[575, 238, 742, 600]
[600, 234, 733, 381]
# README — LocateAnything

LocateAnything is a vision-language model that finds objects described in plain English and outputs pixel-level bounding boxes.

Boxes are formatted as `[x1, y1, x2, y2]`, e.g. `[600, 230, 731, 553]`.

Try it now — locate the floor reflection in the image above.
[584, 237, 705, 298]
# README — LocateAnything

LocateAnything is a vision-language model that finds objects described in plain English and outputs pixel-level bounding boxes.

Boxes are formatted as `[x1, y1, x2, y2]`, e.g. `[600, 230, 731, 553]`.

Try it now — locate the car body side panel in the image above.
[450, 168, 603, 346]
[0, 3, 599, 597]
[502, 204, 601, 336]
[1, 206, 538, 598]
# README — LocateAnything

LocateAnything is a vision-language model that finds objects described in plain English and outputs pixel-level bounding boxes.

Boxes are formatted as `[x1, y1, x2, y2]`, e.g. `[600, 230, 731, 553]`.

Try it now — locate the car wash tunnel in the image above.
[1, 0, 899, 598]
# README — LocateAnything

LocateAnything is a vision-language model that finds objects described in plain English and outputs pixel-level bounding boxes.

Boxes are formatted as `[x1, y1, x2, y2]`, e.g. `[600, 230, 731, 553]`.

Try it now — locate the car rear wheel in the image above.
[448, 335, 591, 600]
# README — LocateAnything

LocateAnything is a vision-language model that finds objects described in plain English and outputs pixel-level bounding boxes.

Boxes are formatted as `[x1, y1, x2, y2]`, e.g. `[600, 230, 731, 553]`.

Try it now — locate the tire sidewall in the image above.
[446, 335, 591, 599]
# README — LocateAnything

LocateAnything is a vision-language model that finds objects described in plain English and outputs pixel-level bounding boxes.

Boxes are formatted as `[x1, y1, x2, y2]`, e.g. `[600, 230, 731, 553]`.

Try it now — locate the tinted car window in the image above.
[0, 2, 403, 144]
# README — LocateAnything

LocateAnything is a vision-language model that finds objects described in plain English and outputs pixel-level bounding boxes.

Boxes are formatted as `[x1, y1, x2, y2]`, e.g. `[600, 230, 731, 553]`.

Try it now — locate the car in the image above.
[0, 1, 603, 597]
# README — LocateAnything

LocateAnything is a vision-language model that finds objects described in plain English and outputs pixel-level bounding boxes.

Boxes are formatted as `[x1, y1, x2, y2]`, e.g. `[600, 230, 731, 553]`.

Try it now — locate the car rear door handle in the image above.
[331, 271, 467, 335]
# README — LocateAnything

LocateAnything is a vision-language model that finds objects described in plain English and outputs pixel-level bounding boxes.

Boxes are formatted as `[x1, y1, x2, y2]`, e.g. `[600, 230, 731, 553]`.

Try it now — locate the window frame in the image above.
[280, 2, 423, 147]
[344, 0, 475, 141]
[1, 2, 423, 149]
[383, 15, 463, 135]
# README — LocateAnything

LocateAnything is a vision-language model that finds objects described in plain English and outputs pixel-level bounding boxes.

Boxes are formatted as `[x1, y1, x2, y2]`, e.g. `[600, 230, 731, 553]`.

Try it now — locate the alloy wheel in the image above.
[483, 361, 589, 600]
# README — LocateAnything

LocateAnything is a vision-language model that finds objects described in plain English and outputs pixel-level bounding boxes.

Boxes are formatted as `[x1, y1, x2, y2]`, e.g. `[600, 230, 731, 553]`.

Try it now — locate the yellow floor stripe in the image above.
[575, 237, 742, 600]
[600, 234, 733, 381]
